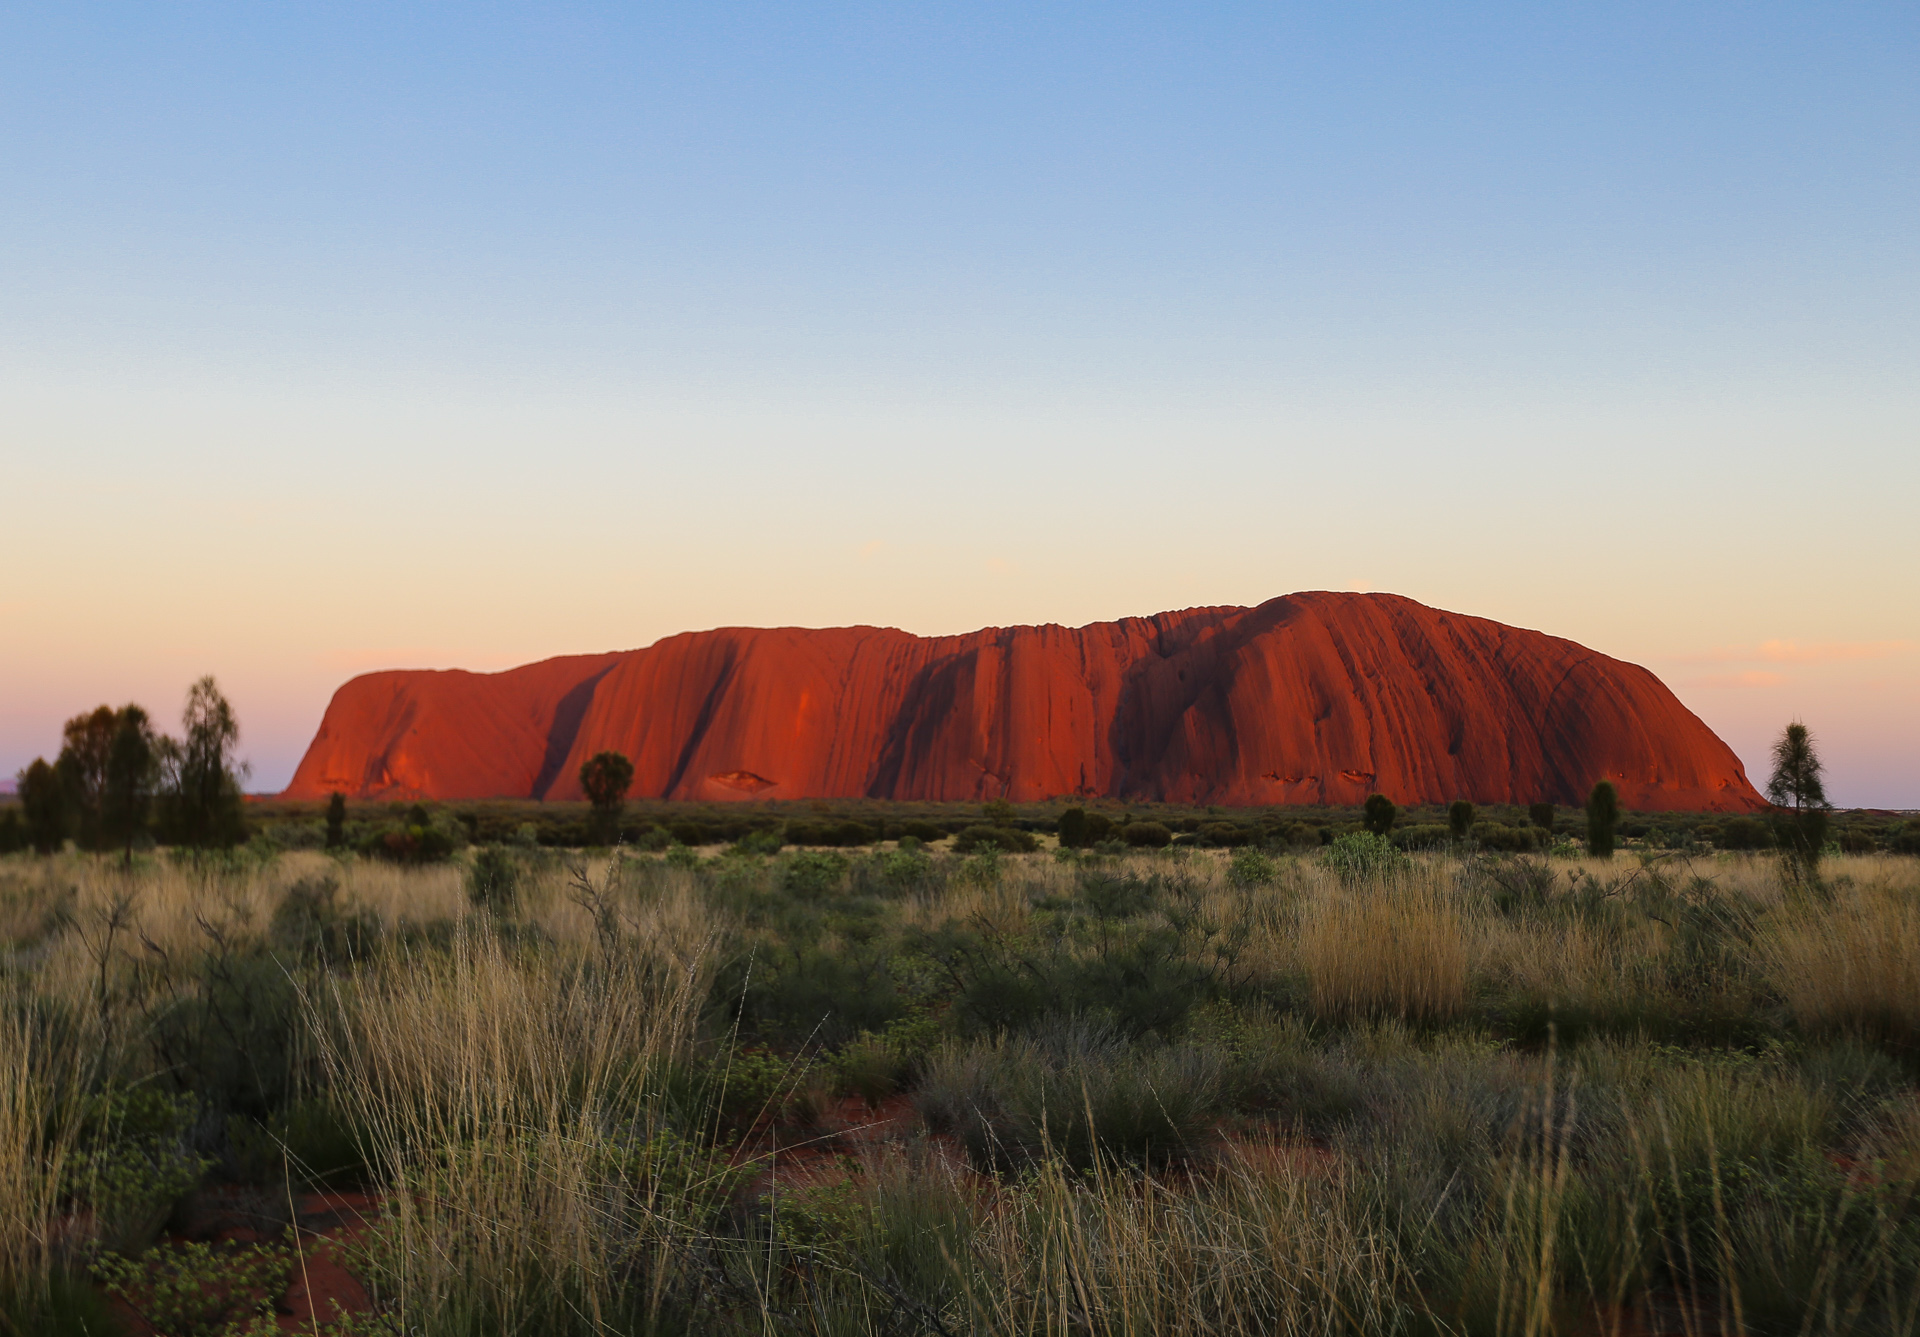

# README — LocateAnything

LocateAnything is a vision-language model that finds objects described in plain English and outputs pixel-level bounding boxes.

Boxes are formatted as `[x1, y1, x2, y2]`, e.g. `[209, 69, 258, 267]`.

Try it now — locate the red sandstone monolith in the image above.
[283, 592, 1764, 811]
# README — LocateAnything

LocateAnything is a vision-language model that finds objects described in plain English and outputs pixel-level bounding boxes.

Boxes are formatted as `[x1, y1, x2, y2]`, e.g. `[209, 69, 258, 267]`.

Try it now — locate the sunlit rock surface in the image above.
[284, 592, 1764, 811]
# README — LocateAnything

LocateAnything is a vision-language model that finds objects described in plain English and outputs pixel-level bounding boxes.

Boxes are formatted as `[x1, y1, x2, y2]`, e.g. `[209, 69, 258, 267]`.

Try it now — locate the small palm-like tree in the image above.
[1767, 721, 1830, 869]
[579, 750, 635, 844]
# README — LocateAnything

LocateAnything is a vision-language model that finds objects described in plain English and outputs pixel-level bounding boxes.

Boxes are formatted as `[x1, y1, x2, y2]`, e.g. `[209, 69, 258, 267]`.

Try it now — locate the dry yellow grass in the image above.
[1298, 870, 1469, 1023]
[1759, 874, 1920, 1045]
[0, 1010, 80, 1302]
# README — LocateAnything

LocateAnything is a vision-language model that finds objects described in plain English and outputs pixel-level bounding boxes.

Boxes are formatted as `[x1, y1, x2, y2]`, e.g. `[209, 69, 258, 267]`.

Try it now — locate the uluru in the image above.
[284, 592, 1765, 811]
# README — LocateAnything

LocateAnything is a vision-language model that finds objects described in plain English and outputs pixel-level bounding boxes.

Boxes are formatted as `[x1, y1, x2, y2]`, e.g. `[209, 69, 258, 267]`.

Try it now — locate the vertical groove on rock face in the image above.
[282, 593, 1766, 811]
[530, 665, 618, 800]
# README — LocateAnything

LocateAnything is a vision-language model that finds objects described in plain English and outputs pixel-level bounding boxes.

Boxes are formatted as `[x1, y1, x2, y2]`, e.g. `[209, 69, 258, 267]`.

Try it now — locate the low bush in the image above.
[1392, 823, 1450, 851]
[1719, 815, 1773, 850]
[779, 848, 849, 898]
[1472, 822, 1544, 852]
[784, 820, 874, 847]
[465, 845, 520, 914]
[668, 820, 712, 847]
[92, 1238, 296, 1337]
[730, 827, 784, 856]
[1197, 821, 1253, 847]
[1226, 845, 1278, 886]
[64, 1088, 213, 1255]
[917, 1025, 1226, 1170]
[951, 824, 1038, 854]
[1121, 821, 1172, 848]
[1322, 831, 1406, 883]
[270, 875, 378, 962]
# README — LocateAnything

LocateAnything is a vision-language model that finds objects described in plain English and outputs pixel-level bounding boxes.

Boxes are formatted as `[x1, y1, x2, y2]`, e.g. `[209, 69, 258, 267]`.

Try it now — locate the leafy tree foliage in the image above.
[1766, 720, 1828, 812]
[1767, 720, 1830, 869]
[57, 705, 118, 848]
[1528, 802, 1555, 832]
[1448, 800, 1475, 841]
[325, 791, 347, 849]
[18, 757, 66, 854]
[1586, 780, 1620, 859]
[103, 705, 159, 862]
[160, 676, 248, 848]
[1057, 806, 1091, 849]
[579, 750, 635, 841]
[48, 703, 161, 856]
[1362, 793, 1397, 837]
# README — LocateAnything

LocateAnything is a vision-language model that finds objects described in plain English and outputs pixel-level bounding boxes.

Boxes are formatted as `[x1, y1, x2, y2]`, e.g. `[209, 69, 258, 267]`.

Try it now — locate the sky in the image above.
[2, 2, 1916, 806]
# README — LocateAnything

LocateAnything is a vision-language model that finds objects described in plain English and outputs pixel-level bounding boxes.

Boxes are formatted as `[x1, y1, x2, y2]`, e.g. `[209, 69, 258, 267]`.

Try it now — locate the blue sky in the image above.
[3, 3, 1917, 802]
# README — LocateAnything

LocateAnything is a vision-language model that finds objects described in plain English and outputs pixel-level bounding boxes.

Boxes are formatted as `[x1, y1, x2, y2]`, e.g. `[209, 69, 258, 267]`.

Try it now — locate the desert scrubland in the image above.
[3, 839, 1918, 1335]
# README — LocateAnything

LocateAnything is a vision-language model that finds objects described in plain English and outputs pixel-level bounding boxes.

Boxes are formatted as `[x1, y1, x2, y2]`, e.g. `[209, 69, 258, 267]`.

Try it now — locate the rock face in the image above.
[284, 592, 1765, 811]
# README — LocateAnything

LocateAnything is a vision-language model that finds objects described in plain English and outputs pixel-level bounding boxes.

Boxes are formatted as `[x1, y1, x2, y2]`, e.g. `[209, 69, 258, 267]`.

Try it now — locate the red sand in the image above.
[285, 591, 1764, 811]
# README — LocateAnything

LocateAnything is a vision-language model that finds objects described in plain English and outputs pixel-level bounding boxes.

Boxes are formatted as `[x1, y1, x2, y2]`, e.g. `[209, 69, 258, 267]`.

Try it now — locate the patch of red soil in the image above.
[738, 1094, 964, 1196]
[1211, 1128, 1342, 1179]
[94, 1188, 383, 1335]
[285, 592, 1765, 811]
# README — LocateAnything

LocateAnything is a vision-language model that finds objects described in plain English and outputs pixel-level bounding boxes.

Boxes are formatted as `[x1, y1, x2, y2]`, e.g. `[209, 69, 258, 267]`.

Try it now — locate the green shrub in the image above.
[0, 806, 24, 853]
[1392, 823, 1449, 851]
[731, 828, 784, 856]
[1528, 802, 1555, 832]
[952, 824, 1037, 854]
[1586, 780, 1621, 858]
[0, 1268, 126, 1337]
[65, 1089, 213, 1254]
[733, 929, 913, 1045]
[899, 819, 944, 844]
[627, 823, 671, 851]
[1121, 821, 1172, 848]
[830, 1031, 913, 1105]
[1272, 820, 1319, 848]
[361, 815, 457, 863]
[917, 1027, 1226, 1171]
[784, 820, 874, 847]
[91, 1239, 295, 1337]
[465, 845, 520, 914]
[1363, 793, 1397, 836]
[781, 848, 850, 898]
[1056, 807, 1090, 848]
[1718, 815, 1771, 850]
[229, 1097, 369, 1189]
[1226, 845, 1277, 886]
[1322, 831, 1407, 883]
[1473, 822, 1543, 853]
[1079, 871, 1159, 918]
[269, 875, 377, 962]
[668, 820, 711, 847]
[1448, 801, 1475, 841]
[1198, 821, 1252, 847]
[866, 844, 934, 891]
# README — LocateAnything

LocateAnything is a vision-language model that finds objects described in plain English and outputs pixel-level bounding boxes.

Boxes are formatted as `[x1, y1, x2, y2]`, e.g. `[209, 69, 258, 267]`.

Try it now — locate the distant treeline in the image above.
[211, 793, 1920, 861]
[0, 677, 249, 858]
